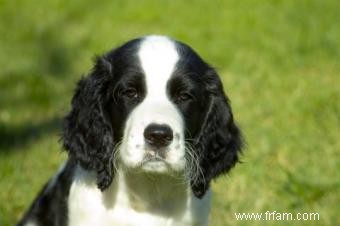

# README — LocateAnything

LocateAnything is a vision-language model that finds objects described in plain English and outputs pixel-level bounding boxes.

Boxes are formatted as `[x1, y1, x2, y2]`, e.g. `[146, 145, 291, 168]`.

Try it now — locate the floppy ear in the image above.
[191, 69, 243, 198]
[62, 56, 116, 191]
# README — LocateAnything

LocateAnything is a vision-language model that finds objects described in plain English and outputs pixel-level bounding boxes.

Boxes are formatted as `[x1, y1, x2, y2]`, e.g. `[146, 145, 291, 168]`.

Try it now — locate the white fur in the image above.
[68, 166, 211, 226]
[24, 221, 37, 226]
[120, 36, 185, 173]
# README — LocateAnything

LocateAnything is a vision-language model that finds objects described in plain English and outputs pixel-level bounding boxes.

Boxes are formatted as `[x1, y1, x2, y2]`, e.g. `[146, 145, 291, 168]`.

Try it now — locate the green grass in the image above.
[0, 0, 339, 225]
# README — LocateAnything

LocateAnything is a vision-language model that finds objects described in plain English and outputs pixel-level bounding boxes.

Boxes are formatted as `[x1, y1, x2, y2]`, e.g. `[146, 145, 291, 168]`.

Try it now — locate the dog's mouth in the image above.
[144, 146, 169, 158]
[143, 151, 166, 163]
[139, 150, 172, 172]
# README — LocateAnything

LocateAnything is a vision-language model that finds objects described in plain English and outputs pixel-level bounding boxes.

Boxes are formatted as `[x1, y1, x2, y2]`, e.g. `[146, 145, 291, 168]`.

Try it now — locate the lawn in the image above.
[0, 0, 339, 225]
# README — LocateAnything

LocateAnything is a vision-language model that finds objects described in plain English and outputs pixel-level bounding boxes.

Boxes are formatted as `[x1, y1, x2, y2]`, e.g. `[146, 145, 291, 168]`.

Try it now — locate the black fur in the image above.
[62, 60, 116, 190]
[191, 68, 243, 198]
[173, 42, 243, 197]
[62, 38, 142, 191]
[16, 160, 75, 226]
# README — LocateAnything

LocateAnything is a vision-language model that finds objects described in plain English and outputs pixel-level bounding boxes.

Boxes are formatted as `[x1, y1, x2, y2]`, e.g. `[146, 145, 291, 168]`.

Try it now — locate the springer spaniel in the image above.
[17, 35, 243, 226]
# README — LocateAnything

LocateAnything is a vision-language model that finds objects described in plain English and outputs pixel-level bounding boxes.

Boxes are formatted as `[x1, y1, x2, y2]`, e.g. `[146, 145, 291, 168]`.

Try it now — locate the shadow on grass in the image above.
[0, 117, 62, 153]
[37, 27, 73, 77]
[0, 22, 78, 154]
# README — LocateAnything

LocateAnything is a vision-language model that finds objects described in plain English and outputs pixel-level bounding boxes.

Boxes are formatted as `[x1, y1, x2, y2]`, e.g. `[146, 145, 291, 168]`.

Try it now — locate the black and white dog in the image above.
[17, 35, 243, 226]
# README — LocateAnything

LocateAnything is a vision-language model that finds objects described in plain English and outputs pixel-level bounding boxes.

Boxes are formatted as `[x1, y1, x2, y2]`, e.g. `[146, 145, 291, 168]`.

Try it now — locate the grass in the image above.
[0, 0, 339, 225]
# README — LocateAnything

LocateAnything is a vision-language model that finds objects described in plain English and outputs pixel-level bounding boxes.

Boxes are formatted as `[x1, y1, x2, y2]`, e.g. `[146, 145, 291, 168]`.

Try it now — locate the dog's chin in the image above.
[120, 156, 185, 175]
[140, 159, 170, 173]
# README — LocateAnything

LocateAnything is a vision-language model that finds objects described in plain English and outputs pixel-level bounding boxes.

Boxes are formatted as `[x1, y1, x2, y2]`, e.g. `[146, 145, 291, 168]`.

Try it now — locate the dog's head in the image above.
[62, 36, 243, 198]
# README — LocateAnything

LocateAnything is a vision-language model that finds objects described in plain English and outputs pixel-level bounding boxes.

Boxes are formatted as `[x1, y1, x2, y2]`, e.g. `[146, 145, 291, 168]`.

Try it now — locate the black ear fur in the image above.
[191, 69, 243, 198]
[62, 56, 116, 191]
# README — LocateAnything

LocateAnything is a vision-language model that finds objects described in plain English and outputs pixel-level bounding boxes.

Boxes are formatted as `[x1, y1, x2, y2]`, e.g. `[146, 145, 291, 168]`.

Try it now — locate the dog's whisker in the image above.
[183, 142, 204, 186]
[111, 141, 122, 172]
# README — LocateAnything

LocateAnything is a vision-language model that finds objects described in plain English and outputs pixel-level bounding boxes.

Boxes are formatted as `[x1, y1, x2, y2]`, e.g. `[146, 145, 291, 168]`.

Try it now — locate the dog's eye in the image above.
[122, 88, 139, 99]
[176, 92, 193, 102]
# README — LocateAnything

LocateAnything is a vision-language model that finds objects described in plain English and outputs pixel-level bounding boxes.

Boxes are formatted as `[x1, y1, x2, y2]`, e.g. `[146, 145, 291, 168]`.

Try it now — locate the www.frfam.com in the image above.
[235, 211, 320, 221]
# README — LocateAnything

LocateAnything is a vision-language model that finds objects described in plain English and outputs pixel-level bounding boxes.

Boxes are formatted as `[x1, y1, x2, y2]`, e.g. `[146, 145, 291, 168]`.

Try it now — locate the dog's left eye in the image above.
[176, 92, 193, 102]
[122, 88, 139, 99]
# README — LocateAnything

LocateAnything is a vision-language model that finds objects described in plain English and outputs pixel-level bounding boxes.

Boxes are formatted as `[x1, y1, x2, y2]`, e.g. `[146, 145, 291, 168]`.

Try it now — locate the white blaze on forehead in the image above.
[138, 36, 179, 99]
[121, 36, 185, 171]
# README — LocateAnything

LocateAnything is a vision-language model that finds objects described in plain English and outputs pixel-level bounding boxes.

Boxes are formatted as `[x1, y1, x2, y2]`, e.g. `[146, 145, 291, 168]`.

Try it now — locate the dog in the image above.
[17, 35, 243, 226]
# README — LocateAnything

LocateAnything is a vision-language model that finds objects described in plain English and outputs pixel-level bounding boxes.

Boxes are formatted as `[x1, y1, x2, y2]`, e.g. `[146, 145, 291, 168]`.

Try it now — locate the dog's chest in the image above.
[67, 180, 210, 226]
[68, 198, 183, 226]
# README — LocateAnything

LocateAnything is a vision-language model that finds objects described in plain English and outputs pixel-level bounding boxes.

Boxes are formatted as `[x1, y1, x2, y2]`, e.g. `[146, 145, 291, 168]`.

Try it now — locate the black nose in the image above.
[144, 124, 173, 148]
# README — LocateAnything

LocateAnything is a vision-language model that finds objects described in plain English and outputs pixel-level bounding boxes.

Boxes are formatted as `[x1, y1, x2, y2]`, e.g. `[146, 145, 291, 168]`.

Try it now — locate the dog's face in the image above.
[63, 36, 242, 198]
[112, 37, 208, 173]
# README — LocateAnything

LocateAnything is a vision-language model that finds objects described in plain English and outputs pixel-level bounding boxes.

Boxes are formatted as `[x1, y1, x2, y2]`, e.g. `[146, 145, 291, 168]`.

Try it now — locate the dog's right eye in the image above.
[121, 87, 139, 99]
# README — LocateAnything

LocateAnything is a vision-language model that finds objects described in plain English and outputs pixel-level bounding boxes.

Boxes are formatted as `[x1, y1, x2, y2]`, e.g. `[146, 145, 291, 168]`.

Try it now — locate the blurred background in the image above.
[0, 0, 339, 225]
